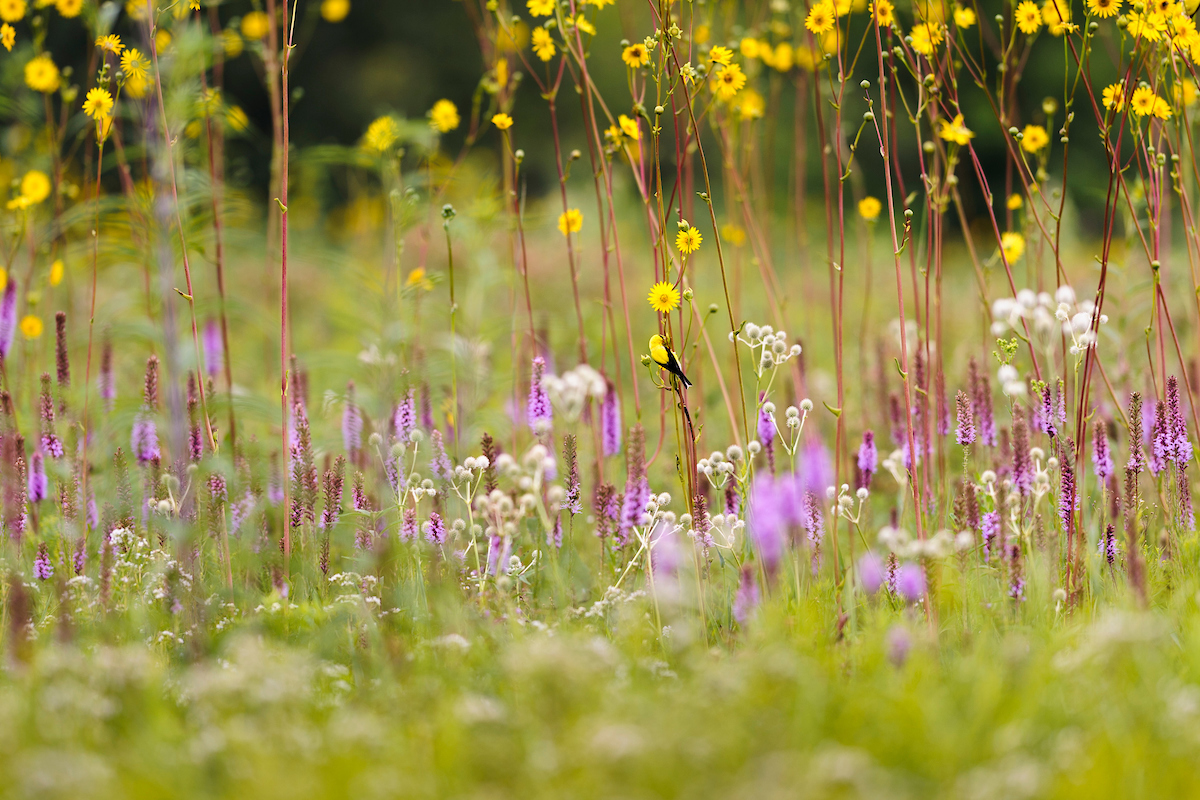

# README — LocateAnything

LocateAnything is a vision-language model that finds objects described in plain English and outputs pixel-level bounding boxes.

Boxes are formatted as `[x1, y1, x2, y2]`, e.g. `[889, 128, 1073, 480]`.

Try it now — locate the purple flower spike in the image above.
[34, 542, 53, 581]
[1092, 420, 1113, 481]
[394, 389, 416, 444]
[527, 357, 553, 435]
[343, 382, 362, 456]
[733, 565, 760, 625]
[28, 452, 48, 503]
[0, 280, 17, 358]
[857, 430, 877, 489]
[601, 379, 622, 457]
[203, 319, 222, 378]
[859, 552, 885, 594]
[954, 391, 975, 446]
[895, 563, 926, 602]
[424, 511, 446, 545]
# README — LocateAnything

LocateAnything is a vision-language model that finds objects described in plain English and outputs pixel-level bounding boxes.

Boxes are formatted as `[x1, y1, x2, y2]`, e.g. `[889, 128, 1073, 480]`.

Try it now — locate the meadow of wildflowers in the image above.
[3, 0, 1200, 796]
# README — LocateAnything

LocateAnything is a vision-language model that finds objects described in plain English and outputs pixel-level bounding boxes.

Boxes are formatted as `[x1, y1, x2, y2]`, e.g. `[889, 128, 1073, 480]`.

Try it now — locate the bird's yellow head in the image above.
[649, 334, 665, 350]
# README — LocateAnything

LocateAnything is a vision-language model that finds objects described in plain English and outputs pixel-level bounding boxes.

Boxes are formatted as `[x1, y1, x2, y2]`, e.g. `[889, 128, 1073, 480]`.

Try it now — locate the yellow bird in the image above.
[649, 334, 693, 388]
[1189, 0, 1199, 16]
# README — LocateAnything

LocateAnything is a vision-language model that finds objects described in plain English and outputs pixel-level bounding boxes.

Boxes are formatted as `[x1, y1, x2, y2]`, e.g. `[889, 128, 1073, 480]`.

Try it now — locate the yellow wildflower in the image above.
[532, 27, 555, 61]
[858, 196, 882, 221]
[647, 281, 680, 314]
[735, 88, 765, 120]
[618, 113, 640, 139]
[1007, 193, 1024, 210]
[1086, 0, 1121, 16]
[96, 34, 124, 54]
[1041, 0, 1072, 34]
[1001, 231, 1025, 262]
[82, 87, 114, 119]
[429, 99, 460, 133]
[491, 112, 513, 130]
[953, 4, 976, 27]
[527, 0, 554, 16]
[558, 208, 583, 235]
[938, 113, 974, 145]
[222, 29, 244, 58]
[772, 41, 794, 71]
[622, 42, 649, 67]
[872, 0, 895, 26]
[721, 224, 747, 247]
[709, 45, 733, 66]
[406, 268, 433, 291]
[910, 23, 940, 55]
[20, 315, 43, 339]
[1152, 95, 1172, 118]
[24, 54, 60, 93]
[321, 0, 349, 22]
[20, 170, 51, 204]
[1015, 1, 1042, 33]
[1130, 86, 1157, 116]
[241, 11, 270, 40]
[1020, 124, 1049, 153]
[0, 22, 14, 51]
[1102, 82, 1125, 110]
[739, 37, 760, 58]
[675, 226, 702, 254]
[0, 0, 25, 22]
[712, 63, 746, 100]
[362, 116, 399, 153]
[224, 105, 248, 132]
[49, 259, 63, 286]
[805, 1, 836, 34]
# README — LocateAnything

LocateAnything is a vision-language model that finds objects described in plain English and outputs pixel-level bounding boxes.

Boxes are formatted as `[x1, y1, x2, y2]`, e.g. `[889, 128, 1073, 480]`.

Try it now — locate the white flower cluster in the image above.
[697, 445, 745, 487]
[731, 322, 803, 376]
[991, 286, 1107, 354]
[877, 525, 961, 558]
[541, 363, 607, 423]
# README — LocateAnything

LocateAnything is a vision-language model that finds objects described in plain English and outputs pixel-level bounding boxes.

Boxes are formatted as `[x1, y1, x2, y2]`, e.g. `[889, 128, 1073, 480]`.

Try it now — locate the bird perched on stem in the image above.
[649, 334, 692, 388]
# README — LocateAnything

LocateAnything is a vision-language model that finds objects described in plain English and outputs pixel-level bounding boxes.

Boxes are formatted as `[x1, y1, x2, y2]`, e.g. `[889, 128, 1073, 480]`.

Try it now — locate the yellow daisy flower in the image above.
[938, 113, 974, 145]
[532, 27, 555, 61]
[1020, 124, 1049, 153]
[492, 112, 514, 130]
[712, 63, 746, 100]
[953, 4, 976, 27]
[805, 1, 836, 34]
[1086, 0, 1121, 16]
[20, 315, 43, 339]
[320, 0, 349, 22]
[24, 54, 61, 93]
[676, 226, 702, 254]
[82, 87, 114, 119]
[0, 0, 25, 23]
[709, 45, 733, 66]
[1001, 231, 1025, 262]
[858, 196, 882, 221]
[558, 208, 583, 235]
[1015, 1, 1042, 34]
[622, 42, 649, 67]
[429, 99, 460, 133]
[647, 281, 681, 313]
[20, 170, 51, 204]
[872, 0, 895, 26]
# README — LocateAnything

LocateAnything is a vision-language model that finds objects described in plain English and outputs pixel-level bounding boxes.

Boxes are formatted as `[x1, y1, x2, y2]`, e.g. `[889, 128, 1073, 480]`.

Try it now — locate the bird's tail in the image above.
[680, 374, 693, 389]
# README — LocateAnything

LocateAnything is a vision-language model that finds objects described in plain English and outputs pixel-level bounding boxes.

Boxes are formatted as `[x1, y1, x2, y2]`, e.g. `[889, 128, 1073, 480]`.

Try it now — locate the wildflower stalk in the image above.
[198, 25, 237, 451]
[147, 17, 218, 455]
[278, 0, 300, 572]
